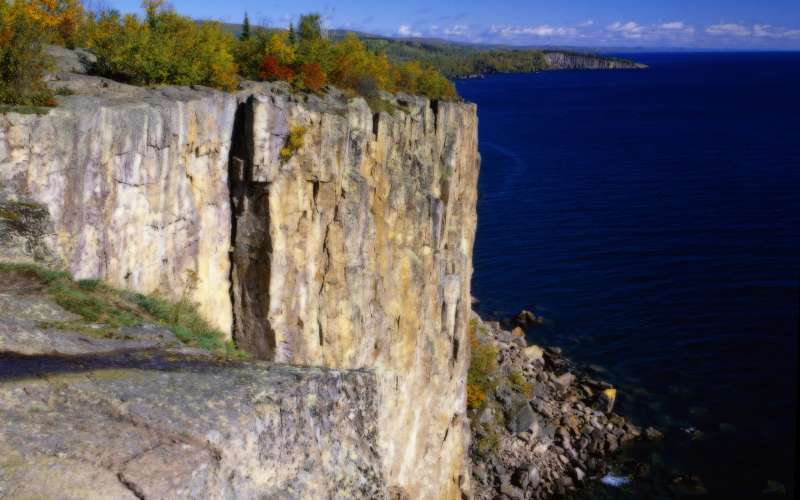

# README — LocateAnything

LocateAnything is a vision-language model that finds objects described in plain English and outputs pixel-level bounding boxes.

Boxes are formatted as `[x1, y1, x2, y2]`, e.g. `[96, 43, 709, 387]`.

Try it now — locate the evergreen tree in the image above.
[288, 23, 296, 44]
[240, 12, 250, 41]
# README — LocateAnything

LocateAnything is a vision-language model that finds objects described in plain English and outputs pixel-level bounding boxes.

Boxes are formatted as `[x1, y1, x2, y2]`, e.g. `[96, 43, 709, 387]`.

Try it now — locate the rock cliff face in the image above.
[0, 85, 237, 334]
[0, 69, 480, 498]
[544, 52, 647, 70]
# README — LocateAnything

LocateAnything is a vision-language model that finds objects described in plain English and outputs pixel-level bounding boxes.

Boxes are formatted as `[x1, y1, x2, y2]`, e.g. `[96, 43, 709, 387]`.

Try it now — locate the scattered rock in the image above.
[593, 388, 617, 414]
[644, 426, 664, 441]
[554, 372, 575, 388]
[523, 344, 544, 362]
[467, 314, 641, 500]
[506, 403, 536, 434]
[671, 474, 708, 496]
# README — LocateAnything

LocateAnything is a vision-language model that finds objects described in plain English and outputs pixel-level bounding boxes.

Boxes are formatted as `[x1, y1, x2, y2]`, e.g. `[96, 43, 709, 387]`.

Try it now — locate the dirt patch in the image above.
[0, 269, 47, 294]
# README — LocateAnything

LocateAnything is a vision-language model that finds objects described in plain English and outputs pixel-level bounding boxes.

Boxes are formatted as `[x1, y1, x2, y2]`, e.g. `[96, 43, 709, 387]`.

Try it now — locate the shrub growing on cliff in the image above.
[467, 320, 499, 410]
[0, 0, 55, 107]
[280, 126, 307, 160]
[87, 1, 238, 91]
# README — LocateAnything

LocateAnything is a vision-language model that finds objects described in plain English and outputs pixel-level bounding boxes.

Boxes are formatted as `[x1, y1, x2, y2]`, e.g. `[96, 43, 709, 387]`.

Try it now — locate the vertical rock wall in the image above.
[230, 85, 480, 499]
[0, 88, 237, 334]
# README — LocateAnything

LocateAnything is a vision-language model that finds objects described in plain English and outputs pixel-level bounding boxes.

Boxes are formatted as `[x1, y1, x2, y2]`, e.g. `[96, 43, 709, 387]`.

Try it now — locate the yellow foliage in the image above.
[280, 126, 307, 160]
[87, 6, 238, 91]
[266, 31, 296, 65]
[0, 0, 55, 106]
[22, 0, 83, 47]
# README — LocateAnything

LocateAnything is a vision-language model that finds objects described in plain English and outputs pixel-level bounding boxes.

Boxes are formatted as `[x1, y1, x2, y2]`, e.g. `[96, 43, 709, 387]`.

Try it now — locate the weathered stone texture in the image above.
[0, 354, 384, 499]
[0, 75, 480, 499]
[0, 88, 237, 334]
[231, 85, 480, 499]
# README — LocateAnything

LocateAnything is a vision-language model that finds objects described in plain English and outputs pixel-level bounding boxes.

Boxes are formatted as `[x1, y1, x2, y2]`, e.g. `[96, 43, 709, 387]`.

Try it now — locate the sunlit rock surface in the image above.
[1, 63, 479, 499]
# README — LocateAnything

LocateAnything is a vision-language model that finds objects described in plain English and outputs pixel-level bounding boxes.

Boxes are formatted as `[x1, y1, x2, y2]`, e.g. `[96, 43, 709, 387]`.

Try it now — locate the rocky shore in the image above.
[468, 311, 646, 499]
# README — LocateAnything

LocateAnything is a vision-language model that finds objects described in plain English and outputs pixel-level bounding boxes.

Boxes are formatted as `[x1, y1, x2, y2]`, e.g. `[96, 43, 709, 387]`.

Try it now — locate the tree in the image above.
[87, 5, 239, 91]
[142, 0, 166, 26]
[298, 62, 325, 92]
[259, 55, 294, 82]
[239, 11, 249, 40]
[0, 0, 55, 106]
[297, 13, 321, 42]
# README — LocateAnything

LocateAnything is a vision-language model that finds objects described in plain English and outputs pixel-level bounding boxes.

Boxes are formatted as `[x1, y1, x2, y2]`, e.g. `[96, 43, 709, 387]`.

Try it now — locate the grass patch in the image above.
[0, 262, 246, 358]
[507, 369, 534, 398]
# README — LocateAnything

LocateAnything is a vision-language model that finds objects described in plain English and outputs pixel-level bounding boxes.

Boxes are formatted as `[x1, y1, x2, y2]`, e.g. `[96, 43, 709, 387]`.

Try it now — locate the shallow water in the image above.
[458, 53, 799, 499]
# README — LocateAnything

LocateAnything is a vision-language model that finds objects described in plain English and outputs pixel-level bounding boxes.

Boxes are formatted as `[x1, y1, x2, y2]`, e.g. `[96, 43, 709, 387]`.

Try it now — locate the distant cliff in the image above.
[0, 51, 479, 499]
[544, 51, 647, 70]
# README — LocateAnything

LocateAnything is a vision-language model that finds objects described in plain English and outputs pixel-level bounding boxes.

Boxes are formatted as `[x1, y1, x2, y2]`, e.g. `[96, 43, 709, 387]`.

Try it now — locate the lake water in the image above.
[457, 53, 799, 499]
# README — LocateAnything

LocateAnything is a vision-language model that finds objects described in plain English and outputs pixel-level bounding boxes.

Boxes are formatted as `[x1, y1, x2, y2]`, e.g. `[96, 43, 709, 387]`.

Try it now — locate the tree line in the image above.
[0, 1, 458, 109]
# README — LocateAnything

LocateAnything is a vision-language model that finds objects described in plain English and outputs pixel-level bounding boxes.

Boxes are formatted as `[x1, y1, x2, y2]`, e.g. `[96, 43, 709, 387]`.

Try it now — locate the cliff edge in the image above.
[0, 53, 479, 500]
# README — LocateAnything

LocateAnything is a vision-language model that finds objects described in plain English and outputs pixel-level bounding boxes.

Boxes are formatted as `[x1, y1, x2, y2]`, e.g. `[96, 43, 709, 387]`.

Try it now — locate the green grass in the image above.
[0, 262, 246, 358]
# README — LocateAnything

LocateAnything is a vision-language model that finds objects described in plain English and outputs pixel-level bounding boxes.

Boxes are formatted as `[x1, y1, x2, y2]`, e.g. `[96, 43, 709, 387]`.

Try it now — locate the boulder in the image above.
[506, 402, 536, 434]
[593, 388, 617, 414]
[523, 345, 545, 362]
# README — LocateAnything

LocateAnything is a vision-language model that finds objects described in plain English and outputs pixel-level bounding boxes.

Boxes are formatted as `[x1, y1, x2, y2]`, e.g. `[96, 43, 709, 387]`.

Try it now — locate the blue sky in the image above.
[102, 0, 800, 49]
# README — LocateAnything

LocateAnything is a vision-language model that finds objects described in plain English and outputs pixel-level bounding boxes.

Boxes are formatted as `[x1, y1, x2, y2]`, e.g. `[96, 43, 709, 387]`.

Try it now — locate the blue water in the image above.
[457, 53, 799, 499]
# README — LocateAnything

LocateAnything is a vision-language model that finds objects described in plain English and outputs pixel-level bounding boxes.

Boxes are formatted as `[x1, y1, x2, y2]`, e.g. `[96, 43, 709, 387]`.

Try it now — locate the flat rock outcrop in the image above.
[0, 273, 384, 500]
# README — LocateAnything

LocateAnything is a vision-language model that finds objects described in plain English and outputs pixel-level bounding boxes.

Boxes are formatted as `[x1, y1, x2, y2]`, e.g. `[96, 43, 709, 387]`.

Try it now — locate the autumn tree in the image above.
[0, 0, 55, 106]
[297, 62, 325, 92]
[87, 4, 239, 91]
[22, 0, 85, 47]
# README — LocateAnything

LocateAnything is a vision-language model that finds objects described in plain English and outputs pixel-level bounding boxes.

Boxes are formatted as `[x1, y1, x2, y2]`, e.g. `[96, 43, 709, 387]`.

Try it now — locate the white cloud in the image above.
[443, 24, 469, 36]
[607, 21, 648, 39]
[397, 24, 422, 37]
[490, 24, 577, 38]
[604, 20, 695, 40]
[752, 24, 800, 39]
[706, 23, 751, 37]
[578, 20, 594, 27]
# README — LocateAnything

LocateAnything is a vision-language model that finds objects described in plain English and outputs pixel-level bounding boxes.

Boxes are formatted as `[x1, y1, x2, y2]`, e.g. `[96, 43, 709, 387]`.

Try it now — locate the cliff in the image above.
[0, 59, 479, 499]
[544, 51, 647, 70]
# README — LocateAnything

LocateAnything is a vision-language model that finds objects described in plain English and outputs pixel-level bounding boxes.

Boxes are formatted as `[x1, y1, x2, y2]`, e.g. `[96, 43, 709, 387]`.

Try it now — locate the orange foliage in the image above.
[23, 0, 83, 47]
[298, 62, 325, 92]
[259, 55, 295, 82]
